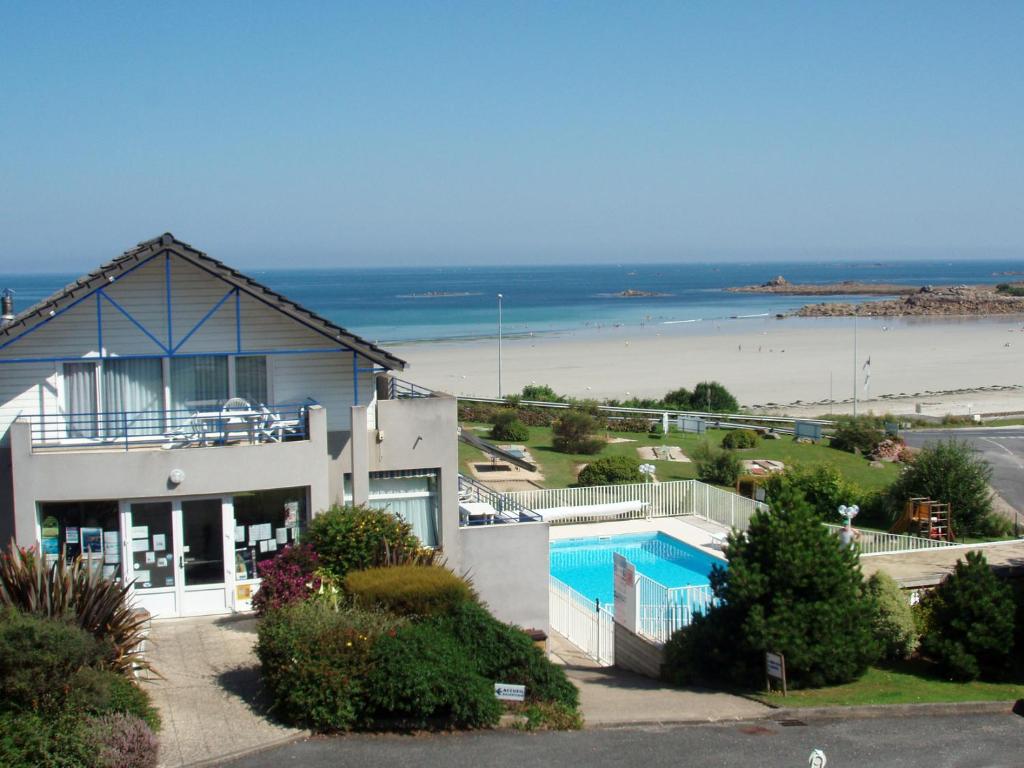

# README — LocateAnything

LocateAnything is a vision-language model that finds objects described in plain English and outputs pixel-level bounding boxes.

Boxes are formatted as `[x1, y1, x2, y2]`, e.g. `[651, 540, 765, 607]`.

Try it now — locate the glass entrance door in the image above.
[176, 498, 231, 616]
[123, 501, 178, 618]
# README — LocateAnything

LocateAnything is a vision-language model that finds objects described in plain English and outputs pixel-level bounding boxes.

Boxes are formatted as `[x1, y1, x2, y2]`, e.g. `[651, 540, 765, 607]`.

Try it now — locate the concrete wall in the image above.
[614, 623, 666, 679]
[9, 407, 330, 545]
[456, 521, 550, 633]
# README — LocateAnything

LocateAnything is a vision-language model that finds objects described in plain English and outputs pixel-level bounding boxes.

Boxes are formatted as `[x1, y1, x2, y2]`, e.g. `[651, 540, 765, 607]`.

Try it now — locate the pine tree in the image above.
[664, 485, 879, 689]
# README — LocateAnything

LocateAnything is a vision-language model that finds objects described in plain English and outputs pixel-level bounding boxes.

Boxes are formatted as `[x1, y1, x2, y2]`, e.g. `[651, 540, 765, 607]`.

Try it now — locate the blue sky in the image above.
[1, 2, 1022, 269]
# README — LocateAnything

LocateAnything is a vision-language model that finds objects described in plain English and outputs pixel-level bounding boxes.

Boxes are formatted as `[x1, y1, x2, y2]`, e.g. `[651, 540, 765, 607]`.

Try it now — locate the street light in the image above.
[497, 293, 503, 398]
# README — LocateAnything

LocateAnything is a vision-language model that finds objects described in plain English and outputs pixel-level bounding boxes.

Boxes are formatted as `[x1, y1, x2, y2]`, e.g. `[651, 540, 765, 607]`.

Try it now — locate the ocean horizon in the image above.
[2, 259, 1021, 345]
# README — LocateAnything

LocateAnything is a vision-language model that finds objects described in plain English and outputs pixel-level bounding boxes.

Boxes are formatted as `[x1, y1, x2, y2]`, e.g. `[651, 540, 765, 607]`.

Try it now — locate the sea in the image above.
[2, 259, 1021, 345]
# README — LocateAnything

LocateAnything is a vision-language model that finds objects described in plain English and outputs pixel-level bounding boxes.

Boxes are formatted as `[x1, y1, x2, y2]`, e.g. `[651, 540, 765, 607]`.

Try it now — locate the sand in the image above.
[392, 315, 1024, 418]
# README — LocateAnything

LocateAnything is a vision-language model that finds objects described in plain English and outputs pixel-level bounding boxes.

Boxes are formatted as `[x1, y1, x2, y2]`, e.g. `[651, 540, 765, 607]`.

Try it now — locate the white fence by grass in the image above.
[506, 479, 768, 528]
[821, 523, 958, 555]
[549, 575, 614, 666]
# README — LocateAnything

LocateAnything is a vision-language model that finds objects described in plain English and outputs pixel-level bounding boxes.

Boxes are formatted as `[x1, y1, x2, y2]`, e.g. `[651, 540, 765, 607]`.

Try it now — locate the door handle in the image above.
[178, 554, 184, 570]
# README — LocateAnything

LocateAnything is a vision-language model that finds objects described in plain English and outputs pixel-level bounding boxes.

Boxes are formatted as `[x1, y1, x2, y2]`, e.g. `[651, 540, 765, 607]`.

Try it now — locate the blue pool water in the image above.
[549, 533, 722, 606]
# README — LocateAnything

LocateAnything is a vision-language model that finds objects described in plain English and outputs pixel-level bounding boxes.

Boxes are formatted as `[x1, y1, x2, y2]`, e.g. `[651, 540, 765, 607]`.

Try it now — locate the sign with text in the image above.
[613, 552, 638, 633]
[765, 651, 787, 695]
[494, 683, 526, 702]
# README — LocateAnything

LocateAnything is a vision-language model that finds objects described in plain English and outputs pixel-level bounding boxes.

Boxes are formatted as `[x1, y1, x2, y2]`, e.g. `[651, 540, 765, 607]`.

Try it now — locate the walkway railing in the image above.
[458, 473, 542, 525]
[506, 479, 768, 528]
[549, 575, 614, 666]
[635, 573, 717, 644]
[822, 523, 958, 555]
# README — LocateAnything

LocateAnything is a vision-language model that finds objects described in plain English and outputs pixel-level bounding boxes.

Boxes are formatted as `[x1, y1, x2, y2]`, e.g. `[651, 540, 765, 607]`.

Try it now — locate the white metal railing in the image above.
[507, 479, 767, 527]
[635, 572, 717, 644]
[548, 575, 614, 666]
[822, 523, 957, 555]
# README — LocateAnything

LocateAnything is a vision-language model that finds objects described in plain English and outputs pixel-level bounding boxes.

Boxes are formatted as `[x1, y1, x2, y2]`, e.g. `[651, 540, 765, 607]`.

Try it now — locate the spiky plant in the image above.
[0, 540, 154, 677]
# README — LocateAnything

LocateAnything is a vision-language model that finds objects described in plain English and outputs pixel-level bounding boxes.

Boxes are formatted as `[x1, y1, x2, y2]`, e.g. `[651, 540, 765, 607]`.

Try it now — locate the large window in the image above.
[344, 470, 440, 548]
[232, 486, 308, 581]
[60, 355, 269, 434]
[38, 501, 120, 579]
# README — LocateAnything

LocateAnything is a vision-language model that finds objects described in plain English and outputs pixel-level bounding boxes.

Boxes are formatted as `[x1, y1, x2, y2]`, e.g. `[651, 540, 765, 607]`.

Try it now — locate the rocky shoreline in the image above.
[728, 275, 922, 295]
[792, 284, 1024, 317]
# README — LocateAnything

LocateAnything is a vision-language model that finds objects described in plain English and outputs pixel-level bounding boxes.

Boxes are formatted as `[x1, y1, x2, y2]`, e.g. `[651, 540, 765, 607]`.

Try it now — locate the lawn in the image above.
[754, 660, 1024, 707]
[459, 423, 901, 491]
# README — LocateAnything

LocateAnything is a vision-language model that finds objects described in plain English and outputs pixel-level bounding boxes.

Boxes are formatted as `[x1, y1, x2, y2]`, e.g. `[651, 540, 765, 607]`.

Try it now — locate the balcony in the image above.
[25, 401, 314, 452]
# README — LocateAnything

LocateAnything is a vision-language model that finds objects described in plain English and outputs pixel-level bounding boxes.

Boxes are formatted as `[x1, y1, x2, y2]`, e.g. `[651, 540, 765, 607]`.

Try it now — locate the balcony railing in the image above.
[26, 402, 313, 451]
[387, 377, 435, 400]
[458, 473, 542, 525]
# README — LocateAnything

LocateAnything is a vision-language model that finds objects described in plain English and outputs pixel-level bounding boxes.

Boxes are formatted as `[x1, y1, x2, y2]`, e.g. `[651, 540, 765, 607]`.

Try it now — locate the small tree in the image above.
[663, 486, 878, 689]
[830, 418, 884, 454]
[521, 384, 564, 403]
[919, 551, 1014, 680]
[887, 440, 993, 536]
[307, 505, 423, 581]
[691, 442, 742, 486]
[866, 572, 917, 661]
[663, 387, 692, 410]
[552, 409, 604, 455]
[490, 411, 529, 441]
[691, 381, 739, 413]
[577, 456, 644, 487]
[722, 429, 759, 450]
[764, 464, 863, 522]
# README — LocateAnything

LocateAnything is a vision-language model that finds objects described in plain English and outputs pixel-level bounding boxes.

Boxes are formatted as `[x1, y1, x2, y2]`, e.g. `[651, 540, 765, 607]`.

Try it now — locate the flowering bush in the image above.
[251, 545, 320, 617]
[89, 713, 159, 768]
[307, 505, 423, 581]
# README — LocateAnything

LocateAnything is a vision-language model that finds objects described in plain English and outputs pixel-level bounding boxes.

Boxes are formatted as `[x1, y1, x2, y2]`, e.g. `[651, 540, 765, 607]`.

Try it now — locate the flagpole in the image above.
[852, 315, 857, 419]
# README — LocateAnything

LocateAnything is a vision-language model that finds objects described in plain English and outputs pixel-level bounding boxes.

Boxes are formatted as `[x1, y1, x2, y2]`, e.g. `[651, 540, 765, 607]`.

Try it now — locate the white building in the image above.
[0, 234, 548, 627]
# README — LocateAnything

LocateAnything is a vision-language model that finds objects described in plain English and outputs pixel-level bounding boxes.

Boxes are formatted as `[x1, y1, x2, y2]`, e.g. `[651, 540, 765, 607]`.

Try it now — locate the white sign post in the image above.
[765, 651, 787, 695]
[613, 553, 638, 633]
[494, 683, 526, 702]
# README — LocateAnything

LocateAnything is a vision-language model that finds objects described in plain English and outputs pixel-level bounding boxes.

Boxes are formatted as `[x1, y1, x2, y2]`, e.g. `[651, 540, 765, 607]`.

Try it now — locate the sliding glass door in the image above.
[102, 358, 164, 437]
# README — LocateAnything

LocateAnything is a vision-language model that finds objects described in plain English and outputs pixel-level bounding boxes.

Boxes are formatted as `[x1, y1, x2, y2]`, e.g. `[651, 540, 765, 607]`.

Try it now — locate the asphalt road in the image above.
[225, 713, 1024, 768]
[901, 427, 1024, 516]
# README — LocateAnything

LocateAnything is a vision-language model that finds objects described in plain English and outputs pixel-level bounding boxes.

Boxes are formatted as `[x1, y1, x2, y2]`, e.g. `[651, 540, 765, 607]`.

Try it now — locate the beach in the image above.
[393, 315, 1024, 418]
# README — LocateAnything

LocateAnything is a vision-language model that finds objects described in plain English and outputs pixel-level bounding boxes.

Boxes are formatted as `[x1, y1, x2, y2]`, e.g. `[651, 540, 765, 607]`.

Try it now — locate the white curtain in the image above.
[102, 358, 164, 437]
[62, 362, 97, 438]
[170, 357, 228, 420]
[235, 356, 268, 405]
[368, 475, 439, 548]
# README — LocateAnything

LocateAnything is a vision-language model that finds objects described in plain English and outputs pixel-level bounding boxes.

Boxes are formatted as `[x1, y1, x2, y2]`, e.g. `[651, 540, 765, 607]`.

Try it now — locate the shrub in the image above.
[722, 429, 759, 450]
[521, 384, 565, 403]
[88, 713, 159, 768]
[366, 622, 502, 729]
[764, 464, 864, 522]
[886, 440, 993, 537]
[610, 417, 652, 433]
[0, 608, 108, 713]
[0, 710, 95, 768]
[552, 409, 604, 455]
[691, 381, 740, 413]
[830, 418, 884, 455]
[919, 551, 1014, 680]
[435, 601, 579, 709]
[256, 600, 405, 731]
[0, 543, 150, 676]
[490, 411, 530, 442]
[663, 387, 693, 410]
[251, 544, 321, 617]
[515, 701, 583, 731]
[866, 572, 917, 660]
[691, 442, 743, 486]
[307, 505, 423, 581]
[344, 565, 474, 618]
[576, 456, 644, 487]
[663, 486, 878, 689]
[66, 667, 161, 732]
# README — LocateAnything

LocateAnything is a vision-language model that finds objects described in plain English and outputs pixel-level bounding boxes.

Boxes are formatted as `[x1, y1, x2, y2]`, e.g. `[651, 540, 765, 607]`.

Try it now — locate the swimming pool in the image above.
[549, 532, 723, 605]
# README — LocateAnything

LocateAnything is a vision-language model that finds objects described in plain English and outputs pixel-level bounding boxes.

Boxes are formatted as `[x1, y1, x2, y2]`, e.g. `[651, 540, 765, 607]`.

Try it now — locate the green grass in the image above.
[754, 660, 1024, 707]
[459, 423, 901, 491]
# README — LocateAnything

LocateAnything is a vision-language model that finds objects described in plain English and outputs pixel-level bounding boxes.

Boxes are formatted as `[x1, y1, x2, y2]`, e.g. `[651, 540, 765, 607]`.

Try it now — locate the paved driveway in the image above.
[902, 427, 1024, 515]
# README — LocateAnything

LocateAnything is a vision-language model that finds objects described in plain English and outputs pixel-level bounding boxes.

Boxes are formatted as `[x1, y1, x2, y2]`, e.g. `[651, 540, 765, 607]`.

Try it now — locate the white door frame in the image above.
[121, 495, 235, 618]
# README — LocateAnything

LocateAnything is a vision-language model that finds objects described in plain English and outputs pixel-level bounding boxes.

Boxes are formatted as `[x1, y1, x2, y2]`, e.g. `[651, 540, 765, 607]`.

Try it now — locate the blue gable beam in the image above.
[172, 287, 237, 354]
[0, 250, 162, 354]
[0, 347, 356, 365]
[99, 290, 170, 354]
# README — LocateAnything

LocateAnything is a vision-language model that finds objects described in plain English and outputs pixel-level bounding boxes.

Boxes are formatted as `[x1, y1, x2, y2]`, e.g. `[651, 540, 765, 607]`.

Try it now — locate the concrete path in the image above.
[861, 538, 1024, 587]
[145, 614, 304, 768]
[548, 631, 769, 725]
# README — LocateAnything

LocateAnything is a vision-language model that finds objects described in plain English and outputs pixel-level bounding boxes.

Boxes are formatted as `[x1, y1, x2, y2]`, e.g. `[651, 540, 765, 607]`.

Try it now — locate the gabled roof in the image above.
[0, 233, 407, 370]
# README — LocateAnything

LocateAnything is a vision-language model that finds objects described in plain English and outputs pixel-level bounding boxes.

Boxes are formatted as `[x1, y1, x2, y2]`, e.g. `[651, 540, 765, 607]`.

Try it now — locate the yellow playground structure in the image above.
[890, 497, 954, 541]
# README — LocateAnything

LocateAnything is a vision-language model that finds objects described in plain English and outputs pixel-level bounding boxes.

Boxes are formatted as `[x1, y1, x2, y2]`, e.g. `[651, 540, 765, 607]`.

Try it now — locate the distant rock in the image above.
[765, 275, 789, 287]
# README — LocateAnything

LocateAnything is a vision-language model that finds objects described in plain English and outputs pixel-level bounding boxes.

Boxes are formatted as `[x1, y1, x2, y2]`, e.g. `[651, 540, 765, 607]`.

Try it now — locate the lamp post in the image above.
[497, 293, 503, 399]
[838, 504, 859, 549]
[852, 315, 858, 419]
